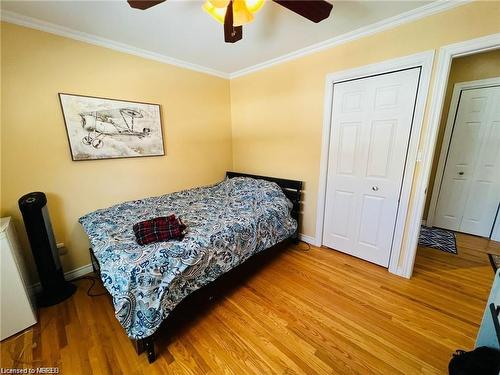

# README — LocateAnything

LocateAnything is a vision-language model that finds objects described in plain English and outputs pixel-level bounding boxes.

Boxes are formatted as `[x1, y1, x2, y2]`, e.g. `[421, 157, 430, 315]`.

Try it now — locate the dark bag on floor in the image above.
[449, 347, 500, 375]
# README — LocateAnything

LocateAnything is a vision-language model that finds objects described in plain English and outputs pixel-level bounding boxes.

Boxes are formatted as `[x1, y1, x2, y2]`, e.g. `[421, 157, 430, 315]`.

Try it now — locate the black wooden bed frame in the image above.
[88, 171, 302, 363]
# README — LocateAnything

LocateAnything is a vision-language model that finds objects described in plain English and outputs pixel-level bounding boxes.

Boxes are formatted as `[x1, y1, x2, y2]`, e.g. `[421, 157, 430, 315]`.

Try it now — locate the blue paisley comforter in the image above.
[79, 177, 297, 339]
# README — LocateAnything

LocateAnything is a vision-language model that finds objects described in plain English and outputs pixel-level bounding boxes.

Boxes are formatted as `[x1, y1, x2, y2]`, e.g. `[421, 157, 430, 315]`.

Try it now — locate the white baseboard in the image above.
[65, 263, 94, 280]
[299, 234, 319, 246]
[29, 263, 94, 294]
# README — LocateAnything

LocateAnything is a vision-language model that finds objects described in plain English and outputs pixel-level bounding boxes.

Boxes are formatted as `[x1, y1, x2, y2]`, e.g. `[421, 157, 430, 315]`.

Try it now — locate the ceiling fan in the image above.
[127, 0, 333, 43]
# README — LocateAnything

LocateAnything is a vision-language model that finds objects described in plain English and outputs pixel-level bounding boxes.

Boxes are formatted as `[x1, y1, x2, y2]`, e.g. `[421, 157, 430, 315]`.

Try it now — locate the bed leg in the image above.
[292, 229, 300, 244]
[143, 337, 156, 363]
[135, 337, 156, 363]
[133, 338, 145, 355]
[89, 248, 101, 277]
[89, 248, 96, 273]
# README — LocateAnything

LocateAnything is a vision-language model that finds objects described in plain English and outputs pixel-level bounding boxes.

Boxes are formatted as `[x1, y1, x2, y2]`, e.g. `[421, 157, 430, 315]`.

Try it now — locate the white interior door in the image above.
[434, 85, 500, 237]
[323, 68, 421, 267]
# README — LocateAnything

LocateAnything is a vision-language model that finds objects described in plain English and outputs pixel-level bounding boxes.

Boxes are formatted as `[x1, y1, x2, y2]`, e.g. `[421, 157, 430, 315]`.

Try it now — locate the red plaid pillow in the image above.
[133, 215, 186, 245]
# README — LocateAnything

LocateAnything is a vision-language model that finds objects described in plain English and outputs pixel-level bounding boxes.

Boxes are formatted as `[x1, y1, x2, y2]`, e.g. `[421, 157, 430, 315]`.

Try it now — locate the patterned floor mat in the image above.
[418, 226, 457, 254]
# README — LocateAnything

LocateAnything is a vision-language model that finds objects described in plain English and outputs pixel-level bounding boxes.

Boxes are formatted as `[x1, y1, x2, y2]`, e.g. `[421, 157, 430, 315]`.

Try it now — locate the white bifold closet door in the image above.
[323, 68, 420, 267]
[433, 85, 500, 237]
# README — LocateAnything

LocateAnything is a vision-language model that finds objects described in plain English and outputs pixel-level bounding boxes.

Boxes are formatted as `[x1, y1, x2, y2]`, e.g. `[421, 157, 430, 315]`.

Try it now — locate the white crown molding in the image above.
[1, 1, 470, 80]
[229, 0, 471, 78]
[0, 10, 231, 79]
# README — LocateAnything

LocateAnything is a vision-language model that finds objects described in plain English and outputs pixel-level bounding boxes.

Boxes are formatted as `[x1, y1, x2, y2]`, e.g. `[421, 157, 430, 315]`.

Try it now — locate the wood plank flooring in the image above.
[1, 236, 496, 374]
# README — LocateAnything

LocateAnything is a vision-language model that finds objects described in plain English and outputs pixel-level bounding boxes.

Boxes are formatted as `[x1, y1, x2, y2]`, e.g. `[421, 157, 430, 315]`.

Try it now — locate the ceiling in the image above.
[1, 0, 436, 75]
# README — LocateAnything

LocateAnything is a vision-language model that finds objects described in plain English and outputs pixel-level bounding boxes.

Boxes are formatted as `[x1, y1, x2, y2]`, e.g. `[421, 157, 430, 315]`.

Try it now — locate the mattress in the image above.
[79, 177, 297, 339]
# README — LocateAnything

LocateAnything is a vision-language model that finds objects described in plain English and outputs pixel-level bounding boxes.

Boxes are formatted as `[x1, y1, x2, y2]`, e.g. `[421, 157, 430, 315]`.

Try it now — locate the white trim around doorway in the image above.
[398, 33, 500, 278]
[315, 50, 434, 277]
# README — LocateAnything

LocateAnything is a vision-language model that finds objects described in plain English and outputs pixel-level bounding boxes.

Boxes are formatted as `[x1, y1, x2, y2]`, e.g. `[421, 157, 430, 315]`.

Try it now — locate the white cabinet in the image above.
[0, 217, 37, 340]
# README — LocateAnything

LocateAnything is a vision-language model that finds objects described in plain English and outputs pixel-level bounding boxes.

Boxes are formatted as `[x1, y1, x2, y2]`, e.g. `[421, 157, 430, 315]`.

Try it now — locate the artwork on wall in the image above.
[58, 93, 165, 161]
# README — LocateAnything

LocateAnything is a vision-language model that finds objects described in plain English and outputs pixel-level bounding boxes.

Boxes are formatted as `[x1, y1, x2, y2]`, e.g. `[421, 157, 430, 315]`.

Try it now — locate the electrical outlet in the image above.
[57, 243, 68, 255]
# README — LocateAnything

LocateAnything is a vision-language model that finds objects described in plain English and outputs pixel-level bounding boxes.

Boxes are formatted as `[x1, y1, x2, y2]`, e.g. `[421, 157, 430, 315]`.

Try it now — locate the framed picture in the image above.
[58, 93, 165, 161]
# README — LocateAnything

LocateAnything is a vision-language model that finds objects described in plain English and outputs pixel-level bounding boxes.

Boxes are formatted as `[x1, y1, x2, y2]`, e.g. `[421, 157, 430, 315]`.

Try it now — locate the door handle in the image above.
[458, 172, 464, 175]
[372, 186, 379, 191]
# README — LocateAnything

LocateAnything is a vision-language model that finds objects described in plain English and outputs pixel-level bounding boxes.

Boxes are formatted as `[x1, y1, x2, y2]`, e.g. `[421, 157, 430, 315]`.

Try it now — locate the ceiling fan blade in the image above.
[273, 0, 333, 23]
[127, 0, 166, 10]
[224, 1, 243, 43]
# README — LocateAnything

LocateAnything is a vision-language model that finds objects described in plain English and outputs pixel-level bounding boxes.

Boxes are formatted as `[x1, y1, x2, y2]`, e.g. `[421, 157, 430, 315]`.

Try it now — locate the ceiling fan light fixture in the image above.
[202, 0, 227, 24]
[209, 0, 230, 7]
[244, 0, 265, 13]
[232, 0, 254, 26]
[203, 0, 264, 26]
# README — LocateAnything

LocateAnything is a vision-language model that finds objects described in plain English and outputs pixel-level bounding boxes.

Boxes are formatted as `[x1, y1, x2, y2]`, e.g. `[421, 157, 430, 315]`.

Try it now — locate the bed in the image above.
[79, 171, 302, 363]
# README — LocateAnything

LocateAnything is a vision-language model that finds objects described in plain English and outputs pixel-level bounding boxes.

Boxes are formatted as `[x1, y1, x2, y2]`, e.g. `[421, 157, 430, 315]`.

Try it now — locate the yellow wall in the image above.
[0, 23, 233, 280]
[2, 1, 500, 279]
[423, 49, 500, 219]
[230, 1, 500, 242]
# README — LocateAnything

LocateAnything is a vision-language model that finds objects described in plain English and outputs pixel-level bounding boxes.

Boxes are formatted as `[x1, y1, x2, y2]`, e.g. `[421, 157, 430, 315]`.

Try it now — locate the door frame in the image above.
[398, 33, 500, 278]
[315, 50, 434, 276]
[426, 77, 500, 228]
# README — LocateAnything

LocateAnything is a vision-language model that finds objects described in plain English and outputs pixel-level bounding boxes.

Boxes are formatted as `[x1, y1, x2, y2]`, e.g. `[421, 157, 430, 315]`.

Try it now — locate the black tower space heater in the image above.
[19, 192, 76, 307]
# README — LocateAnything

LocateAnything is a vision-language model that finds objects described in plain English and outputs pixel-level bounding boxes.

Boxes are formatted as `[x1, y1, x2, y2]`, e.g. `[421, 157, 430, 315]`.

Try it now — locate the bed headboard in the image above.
[226, 171, 302, 241]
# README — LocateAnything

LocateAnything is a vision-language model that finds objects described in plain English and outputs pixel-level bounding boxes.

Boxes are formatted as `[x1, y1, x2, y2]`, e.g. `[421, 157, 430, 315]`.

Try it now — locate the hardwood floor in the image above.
[1, 238, 495, 374]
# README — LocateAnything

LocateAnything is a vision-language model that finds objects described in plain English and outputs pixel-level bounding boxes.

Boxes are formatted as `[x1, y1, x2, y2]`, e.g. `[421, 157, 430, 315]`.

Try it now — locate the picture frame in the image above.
[58, 93, 165, 161]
